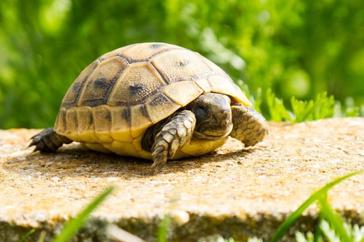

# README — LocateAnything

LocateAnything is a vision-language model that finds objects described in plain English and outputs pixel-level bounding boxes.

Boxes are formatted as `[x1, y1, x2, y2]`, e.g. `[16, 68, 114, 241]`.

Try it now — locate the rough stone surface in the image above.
[0, 118, 364, 241]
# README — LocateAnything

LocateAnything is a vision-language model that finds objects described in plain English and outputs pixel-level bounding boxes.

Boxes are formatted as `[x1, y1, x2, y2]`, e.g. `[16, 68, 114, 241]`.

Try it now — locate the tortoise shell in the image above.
[54, 42, 251, 159]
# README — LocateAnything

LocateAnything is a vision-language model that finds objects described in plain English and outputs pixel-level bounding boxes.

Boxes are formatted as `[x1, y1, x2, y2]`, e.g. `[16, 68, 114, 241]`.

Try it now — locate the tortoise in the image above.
[30, 42, 268, 170]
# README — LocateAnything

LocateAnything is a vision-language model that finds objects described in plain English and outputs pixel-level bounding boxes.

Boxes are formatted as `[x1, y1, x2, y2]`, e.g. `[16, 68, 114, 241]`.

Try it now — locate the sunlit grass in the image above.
[18, 229, 35, 242]
[271, 170, 364, 242]
[53, 187, 114, 242]
[157, 216, 171, 242]
[265, 89, 335, 122]
[295, 221, 364, 242]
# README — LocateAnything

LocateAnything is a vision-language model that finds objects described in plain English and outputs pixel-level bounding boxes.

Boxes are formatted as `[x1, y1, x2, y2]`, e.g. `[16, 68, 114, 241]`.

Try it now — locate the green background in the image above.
[0, 0, 363, 128]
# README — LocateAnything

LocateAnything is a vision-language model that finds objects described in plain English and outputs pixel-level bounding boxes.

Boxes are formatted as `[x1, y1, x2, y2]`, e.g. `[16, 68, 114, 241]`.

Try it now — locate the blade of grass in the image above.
[19, 229, 36, 242]
[314, 218, 324, 242]
[318, 193, 351, 242]
[157, 216, 171, 242]
[319, 220, 340, 242]
[53, 186, 114, 242]
[270, 170, 364, 242]
[37, 231, 47, 242]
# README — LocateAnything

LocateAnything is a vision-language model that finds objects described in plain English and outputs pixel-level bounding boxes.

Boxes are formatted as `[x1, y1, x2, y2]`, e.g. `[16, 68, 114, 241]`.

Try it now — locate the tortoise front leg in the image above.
[142, 110, 196, 170]
[230, 104, 268, 146]
[29, 128, 72, 152]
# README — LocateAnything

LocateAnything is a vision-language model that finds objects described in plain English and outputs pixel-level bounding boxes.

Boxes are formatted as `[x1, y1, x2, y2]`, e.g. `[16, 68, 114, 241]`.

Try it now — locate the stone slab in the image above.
[0, 118, 364, 241]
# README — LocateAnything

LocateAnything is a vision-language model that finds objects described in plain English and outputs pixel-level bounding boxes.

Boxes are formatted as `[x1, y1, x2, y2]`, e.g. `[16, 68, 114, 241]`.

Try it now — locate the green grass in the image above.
[317, 193, 350, 241]
[295, 221, 364, 242]
[52, 187, 114, 242]
[271, 170, 364, 242]
[264, 89, 335, 122]
[18, 229, 35, 242]
[157, 216, 171, 242]
[37, 231, 47, 242]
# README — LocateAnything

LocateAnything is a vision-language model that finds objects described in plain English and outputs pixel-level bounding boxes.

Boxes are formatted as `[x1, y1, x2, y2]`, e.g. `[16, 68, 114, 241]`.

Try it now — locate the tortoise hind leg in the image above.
[230, 104, 268, 146]
[29, 128, 72, 152]
[142, 110, 196, 171]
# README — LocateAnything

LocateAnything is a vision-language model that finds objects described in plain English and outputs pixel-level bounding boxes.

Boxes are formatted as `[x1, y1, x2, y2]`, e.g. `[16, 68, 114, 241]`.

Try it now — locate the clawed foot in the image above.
[151, 110, 196, 172]
[231, 105, 268, 147]
[29, 128, 71, 153]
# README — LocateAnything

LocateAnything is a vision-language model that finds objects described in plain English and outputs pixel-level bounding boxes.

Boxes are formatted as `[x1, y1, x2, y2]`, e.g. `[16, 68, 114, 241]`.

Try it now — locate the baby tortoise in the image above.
[30, 42, 268, 170]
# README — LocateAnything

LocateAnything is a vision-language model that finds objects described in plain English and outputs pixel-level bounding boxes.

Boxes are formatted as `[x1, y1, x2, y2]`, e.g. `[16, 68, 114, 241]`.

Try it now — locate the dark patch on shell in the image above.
[150, 94, 169, 106]
[61, 81, 83, 108]
[103, 109, 112, 122]
[73, 60, 100, 106]
[103, 68, 125, 104]
[82, 99, 107, 107]
[88, 112, 94, 128]
[122, 107, 131, 124]
[61, 102, 74, 108]
[72, 82, 82, 92]
[81, 67, 124, 107]
[139, 104, 151, 121]
[128, 84, 144, 95]
[150, 43, 163, 49]
[177, 59, 189, 67]
[60, 110, 67, 131]
[94, 78, 109, 89]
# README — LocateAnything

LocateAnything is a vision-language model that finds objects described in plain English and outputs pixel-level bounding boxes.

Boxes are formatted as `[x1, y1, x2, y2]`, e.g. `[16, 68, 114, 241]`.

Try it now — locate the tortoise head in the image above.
[189, 93, 233, 140]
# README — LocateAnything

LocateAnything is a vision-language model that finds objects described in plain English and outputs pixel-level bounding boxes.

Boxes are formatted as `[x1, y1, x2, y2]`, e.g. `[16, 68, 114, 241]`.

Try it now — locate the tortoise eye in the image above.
[194, 106, 208, 120]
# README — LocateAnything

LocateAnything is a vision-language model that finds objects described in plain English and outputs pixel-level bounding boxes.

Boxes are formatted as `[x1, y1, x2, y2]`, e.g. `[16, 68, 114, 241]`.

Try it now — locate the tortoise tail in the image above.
[29, 128, 72, 153]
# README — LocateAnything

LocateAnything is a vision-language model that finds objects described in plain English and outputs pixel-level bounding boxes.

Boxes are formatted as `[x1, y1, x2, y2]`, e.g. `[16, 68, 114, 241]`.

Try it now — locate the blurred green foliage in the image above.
[0, 0, 363, 128]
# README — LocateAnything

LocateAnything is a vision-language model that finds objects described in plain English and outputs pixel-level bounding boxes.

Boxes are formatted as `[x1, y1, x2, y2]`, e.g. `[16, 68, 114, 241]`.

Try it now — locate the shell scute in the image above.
[162, 81, 203, 106]
[145, 93, 181, 124]
[78, 56, 128, 107]
[108, 63, 165, 106]
[62, 60, 99, 108]
[92, 105, 113, 143]
[130, 104, 153, 138]
[151, 49, 211, 83]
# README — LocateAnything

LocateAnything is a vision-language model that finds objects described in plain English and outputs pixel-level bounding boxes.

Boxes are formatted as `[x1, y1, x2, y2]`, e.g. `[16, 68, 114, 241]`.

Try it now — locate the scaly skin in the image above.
[29, 128, 71, 152]
[230, 104, 268, 146]
[150, 110, 196, 171]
